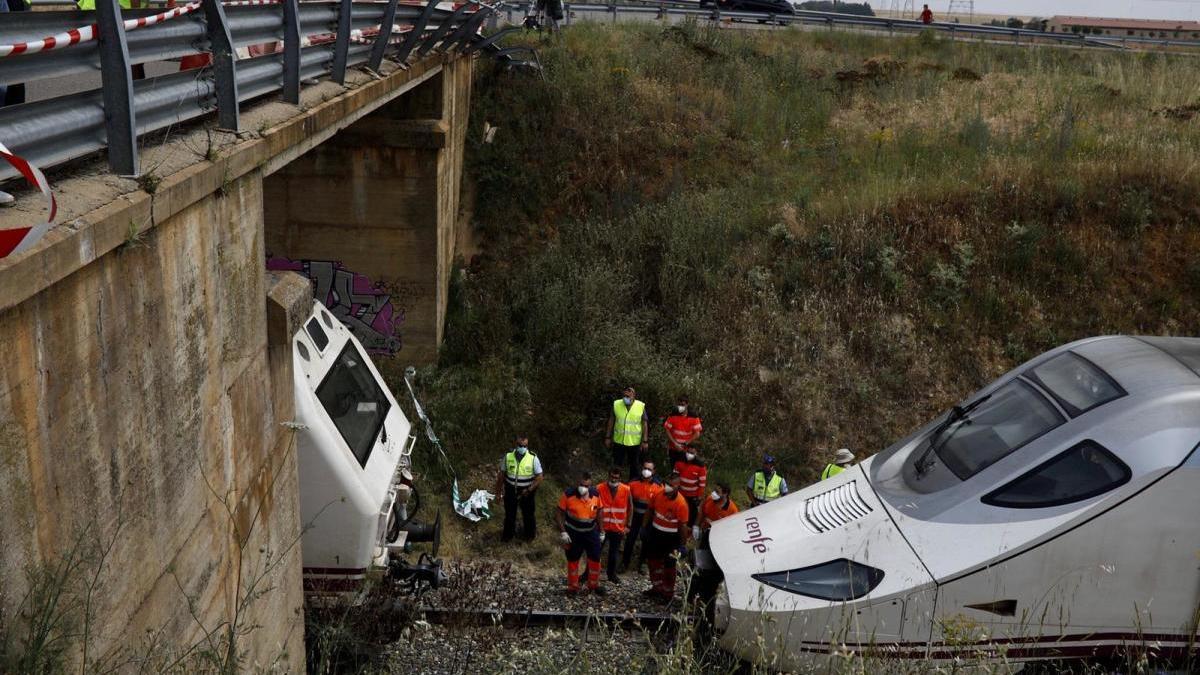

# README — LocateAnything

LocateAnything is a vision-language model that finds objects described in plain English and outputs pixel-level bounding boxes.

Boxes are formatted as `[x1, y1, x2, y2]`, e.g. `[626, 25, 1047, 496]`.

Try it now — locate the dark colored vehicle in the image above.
[700, 0, 795, 17]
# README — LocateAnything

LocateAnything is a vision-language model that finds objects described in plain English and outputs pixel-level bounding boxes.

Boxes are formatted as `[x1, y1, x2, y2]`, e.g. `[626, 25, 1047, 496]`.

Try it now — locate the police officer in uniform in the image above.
[605, 385, 649, 479]
[746, 454, 789, 506]
[494, 434, 543, 542]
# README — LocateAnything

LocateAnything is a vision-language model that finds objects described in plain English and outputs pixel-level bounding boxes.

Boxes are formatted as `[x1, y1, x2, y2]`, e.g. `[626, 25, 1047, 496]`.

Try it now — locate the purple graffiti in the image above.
[267, 257, 403, 355]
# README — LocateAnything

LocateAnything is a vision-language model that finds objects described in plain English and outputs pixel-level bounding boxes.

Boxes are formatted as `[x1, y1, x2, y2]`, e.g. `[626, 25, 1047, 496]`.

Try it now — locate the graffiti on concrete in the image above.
[267, 257, 403, 354]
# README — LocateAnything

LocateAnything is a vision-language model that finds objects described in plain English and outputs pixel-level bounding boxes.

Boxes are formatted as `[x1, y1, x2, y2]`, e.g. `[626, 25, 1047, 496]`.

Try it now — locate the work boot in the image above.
[592, 585, 608, 597]
[608, 572, 621, 584]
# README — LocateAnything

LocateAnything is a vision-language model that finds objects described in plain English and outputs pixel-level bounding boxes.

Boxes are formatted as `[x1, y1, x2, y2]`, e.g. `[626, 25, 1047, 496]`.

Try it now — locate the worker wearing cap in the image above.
[605, 385, 649, 479]
[642, 472, 689, 602]
[622, 459, 661, 573]
[494, 434, 543, 542]
[746, 455, 789, 506]
[821, 448, 856, 480]
[556, 471, 607, 596]
[597, 466, 633, 583]
[673, 445, 707, 526]
[663, 395, 703, 467]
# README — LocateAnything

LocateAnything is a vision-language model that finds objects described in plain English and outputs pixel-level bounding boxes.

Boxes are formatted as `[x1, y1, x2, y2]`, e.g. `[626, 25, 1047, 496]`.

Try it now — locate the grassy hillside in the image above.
[400, 23, 1200, 561]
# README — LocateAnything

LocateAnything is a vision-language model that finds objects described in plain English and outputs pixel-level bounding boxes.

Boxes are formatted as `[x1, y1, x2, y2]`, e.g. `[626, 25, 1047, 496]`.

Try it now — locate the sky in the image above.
[900, 0, 1200, 20]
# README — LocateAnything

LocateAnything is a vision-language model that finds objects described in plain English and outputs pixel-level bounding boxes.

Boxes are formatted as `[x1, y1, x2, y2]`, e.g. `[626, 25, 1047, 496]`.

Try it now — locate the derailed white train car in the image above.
[701, 336, 1200, 668]
[292, 302, 439, 600]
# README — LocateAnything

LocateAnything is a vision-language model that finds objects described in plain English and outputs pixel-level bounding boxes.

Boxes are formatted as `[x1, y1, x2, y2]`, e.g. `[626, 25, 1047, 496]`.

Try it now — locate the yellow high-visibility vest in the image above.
[821, 463, 845, 480]
[77, 0, 135, 10]
[753, 471, 782, 501]
[611, 399, 645, 446]
[504, 451, 537, 487]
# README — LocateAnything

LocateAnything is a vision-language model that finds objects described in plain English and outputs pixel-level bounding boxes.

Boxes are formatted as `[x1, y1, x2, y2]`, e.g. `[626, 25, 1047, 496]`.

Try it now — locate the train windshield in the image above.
[915, 381, 1065, 480]
[1023, 352, 1124, 417]
[316, 342, 391, 468]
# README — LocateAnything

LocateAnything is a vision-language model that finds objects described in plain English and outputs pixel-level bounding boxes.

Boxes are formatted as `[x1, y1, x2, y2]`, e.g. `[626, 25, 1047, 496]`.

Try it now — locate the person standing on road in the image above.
[557, 472, 607, 596]
[663, 395, 703, 467]
[494, 435, 543, 542]
[622, 459, 661, 573]
[920, 4, 933, 24]
[674, 446, 708, 526]
[746, 454, 789, 506]
[821, 448, 856, 480]
[597, 466, 633, 583]
[606, 385, 649, 479]
[643, 472, 690, 602]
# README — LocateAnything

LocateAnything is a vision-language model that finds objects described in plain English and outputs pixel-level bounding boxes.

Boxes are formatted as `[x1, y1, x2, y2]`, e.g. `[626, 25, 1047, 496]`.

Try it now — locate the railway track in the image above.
[413, 606, 681, 632]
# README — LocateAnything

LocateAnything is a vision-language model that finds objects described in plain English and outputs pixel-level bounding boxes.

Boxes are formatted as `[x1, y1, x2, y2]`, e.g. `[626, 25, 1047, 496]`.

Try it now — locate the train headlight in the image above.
[751, 558, 884, 601]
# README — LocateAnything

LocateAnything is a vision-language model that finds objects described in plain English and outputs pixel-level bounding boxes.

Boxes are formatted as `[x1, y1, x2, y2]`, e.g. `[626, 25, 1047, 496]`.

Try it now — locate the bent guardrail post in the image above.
[464, 25, 518, 54]
[331, 0, 353, 83]
[393, 0, 440, 66]
[449, 7, 491, 51]
[283, 0, 301, 102]
[368, 0, 401, 71]
[203, 0, 239, 131]
[94, 0, 139, 175]
[421, 2, 468, 56]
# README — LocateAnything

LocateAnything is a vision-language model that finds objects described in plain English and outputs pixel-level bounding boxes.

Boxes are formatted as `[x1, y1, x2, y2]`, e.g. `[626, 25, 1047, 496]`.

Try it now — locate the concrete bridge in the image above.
[0, 42, 476, 669]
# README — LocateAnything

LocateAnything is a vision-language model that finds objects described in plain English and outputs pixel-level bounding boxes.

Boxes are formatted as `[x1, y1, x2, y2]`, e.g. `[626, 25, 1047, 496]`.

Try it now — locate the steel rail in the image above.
[0, 1, 522, 182]
[414, 606, 680, 631]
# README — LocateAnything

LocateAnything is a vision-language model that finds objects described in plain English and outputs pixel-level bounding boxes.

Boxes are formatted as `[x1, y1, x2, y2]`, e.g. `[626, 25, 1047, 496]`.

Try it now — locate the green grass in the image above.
[400, 21, 1200, 563]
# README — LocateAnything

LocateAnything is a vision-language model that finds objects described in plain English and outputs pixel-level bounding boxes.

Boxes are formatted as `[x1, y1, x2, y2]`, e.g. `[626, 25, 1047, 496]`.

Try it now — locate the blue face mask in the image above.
[622, 397, 633, 406]
[516, 446, 527, 455]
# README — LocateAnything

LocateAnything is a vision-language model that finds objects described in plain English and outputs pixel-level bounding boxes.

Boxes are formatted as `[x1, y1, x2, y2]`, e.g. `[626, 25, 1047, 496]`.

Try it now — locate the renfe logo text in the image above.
[742, 516, 772, 553]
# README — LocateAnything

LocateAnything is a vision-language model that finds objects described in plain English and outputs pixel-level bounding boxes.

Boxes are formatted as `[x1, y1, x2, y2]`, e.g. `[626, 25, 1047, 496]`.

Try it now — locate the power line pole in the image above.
[947, 0, 974, 22]
[886, 0, 914, 19]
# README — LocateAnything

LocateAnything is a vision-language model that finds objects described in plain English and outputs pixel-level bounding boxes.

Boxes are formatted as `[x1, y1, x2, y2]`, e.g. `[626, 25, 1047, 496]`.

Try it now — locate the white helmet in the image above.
[834, 448, 855, 465]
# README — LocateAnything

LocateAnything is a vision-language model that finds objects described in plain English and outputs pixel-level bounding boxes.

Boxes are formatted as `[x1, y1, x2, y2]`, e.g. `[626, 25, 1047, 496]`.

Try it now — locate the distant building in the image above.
[1047, 15, 1200, 40]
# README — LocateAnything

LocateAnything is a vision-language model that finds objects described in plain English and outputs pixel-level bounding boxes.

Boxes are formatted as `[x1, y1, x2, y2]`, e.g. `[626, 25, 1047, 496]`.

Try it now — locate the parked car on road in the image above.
[700, 0, 795, 18]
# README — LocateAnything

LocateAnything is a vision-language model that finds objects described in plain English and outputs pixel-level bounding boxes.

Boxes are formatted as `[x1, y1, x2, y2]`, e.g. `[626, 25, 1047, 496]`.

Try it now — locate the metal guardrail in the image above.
[502, 0, 1200, 52]
[0, 0, 526, 181]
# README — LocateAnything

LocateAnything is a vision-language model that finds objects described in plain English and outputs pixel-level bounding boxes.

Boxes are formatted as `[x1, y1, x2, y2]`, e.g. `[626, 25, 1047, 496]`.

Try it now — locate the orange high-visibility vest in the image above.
[597, 482, 631, 533]
[650, 491, 689, 533]
[674, 460, 707, 499]
[629, 479, 662, 515]
[559, 489, 601, 533]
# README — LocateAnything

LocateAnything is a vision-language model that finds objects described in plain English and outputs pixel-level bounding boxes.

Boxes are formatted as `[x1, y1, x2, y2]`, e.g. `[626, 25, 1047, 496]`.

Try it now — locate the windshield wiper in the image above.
[913, 394, 993, 478]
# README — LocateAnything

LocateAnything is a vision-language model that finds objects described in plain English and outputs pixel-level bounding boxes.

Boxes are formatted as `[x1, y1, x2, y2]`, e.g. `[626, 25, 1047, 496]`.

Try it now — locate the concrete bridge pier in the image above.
[264, 57, 473, 366]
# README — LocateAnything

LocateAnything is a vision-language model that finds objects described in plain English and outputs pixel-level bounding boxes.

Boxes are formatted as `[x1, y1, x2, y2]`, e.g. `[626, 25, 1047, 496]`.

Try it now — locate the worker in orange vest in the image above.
[622, 459, 662, 574]
[556, 471, 607, 596]
[663, 395, 703, 466]
[696, 481, 739, 538]
[673, 445, 708, 527]
[597, 466, 633, 583]
[642, 472, 690, 602]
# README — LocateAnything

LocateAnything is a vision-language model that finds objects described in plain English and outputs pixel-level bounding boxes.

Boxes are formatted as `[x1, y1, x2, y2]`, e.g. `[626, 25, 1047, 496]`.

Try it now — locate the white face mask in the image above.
[641, 469, 653, 478]
[607, 480, 619, 489]
[711, 491, 721, 501]
[685, 452, 696, 461]
[676, 405, 686, 413]
[577, 485, 589, 497]
[622, 397, 633, 406]
[515, 445, 527, 455]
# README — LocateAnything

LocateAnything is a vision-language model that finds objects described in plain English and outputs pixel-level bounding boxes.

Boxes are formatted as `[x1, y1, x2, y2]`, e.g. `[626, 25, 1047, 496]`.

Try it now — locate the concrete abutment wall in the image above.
[0, 53, 474, 669]
[264, 55, 473, 366]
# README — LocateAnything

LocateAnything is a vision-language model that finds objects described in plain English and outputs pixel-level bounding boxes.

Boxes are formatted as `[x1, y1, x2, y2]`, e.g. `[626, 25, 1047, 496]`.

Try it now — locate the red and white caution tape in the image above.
[0, 141, 57, 260]
[0, 2, 215, 58]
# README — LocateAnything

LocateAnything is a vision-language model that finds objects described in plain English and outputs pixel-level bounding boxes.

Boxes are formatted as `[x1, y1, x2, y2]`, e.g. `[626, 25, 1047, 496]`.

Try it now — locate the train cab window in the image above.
[316, 343, 390, 468]
[1024, 352, 1124, 417]
[927, 381, 1065, 480]
[983, 440, 1131, 508]
[752, 559, 885, 601]
[306, 317, 330, 353]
